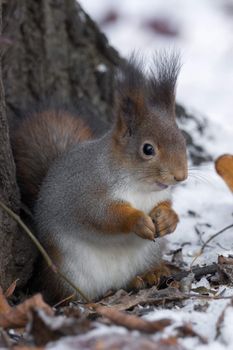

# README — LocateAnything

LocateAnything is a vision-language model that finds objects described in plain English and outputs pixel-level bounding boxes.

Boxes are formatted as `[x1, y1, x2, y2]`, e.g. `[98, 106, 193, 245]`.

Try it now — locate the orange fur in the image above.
[129, 261, 172, 290]
[96, 203, 156, 240]
[106, 203, 146, 232]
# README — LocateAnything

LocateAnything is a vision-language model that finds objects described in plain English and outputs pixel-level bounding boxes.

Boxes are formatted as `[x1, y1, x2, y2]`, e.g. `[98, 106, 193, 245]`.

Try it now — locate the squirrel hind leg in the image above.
[128, 261, 172, 291]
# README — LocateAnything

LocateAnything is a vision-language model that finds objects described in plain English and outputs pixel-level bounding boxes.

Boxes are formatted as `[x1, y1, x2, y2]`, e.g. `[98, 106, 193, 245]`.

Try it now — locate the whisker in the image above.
[188, 174, 211, 186]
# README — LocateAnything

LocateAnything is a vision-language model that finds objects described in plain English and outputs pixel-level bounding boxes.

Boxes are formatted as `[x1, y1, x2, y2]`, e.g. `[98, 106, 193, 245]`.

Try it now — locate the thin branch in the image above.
[191, 223, 233, 266]
[160, 263, 218, 287]
[0, 200, 90, 303]
[201, 223, 233, 253]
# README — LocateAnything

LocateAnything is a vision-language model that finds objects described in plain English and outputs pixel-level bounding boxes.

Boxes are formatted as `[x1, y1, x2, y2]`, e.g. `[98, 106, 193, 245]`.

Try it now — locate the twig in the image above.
[191, 223, 233, 266]
[0, 200, 90, 303]
[53, 293, 76, 308]
[187, 293, 233, 301]
[161, 263, 218, 287]
[201, 223, 233, 254]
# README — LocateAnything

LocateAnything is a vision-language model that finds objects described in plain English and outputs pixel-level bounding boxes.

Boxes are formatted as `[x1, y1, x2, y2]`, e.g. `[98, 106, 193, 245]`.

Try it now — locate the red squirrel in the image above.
[12, 53, 188, 302]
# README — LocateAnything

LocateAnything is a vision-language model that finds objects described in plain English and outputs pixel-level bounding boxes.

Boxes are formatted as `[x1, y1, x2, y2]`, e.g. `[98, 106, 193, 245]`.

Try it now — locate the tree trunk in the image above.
[1, 0, 121, 291]
[3, 0, 121, 135]
[0, 0, 35, 291]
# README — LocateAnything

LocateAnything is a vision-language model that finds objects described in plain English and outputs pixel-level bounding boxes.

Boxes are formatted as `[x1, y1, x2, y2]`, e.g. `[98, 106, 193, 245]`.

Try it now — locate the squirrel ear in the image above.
[114, 53, 147, 138]
[114, 95, 134, 138]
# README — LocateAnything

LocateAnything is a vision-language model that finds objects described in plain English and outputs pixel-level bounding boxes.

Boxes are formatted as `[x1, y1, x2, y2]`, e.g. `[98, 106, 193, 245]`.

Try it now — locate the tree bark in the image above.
[3, 0, 121, 135]
[0, 0, 35, 291]
[1, 0, 122, 290]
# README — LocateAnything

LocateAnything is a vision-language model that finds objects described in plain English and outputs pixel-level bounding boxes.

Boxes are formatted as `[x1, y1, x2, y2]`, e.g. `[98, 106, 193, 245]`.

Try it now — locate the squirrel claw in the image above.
[150, 201, 179, 238]
[128, 262, 172, 290]
[132, 213, 155, 241]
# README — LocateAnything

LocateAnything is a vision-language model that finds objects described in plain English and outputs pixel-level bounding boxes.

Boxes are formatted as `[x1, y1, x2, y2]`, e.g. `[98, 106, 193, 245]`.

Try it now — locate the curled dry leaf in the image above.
[0, 293, 53, 329]
[95, 305, 172, 333]
[215, 154, 233, 192]
[5, 279, 19, 298]
[0, 287, 11, 314]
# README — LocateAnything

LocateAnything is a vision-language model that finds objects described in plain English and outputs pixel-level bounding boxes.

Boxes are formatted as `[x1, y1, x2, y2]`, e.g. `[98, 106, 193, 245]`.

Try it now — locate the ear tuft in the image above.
[149, 50, 181, 109]
[116, 53, 147, 132]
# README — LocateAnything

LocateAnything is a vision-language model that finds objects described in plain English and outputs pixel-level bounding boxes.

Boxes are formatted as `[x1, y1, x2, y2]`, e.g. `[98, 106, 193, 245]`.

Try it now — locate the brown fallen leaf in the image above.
[96, 287, 186, 312]
[215, 154, 233, 192]
[29, 308, 91, 346]
[5, 279, 19, 298]
[217, 255, 233, 285]
[95, 305, 172, 333]
[0, 294, 53, 329]
[0, 287, 11, 314]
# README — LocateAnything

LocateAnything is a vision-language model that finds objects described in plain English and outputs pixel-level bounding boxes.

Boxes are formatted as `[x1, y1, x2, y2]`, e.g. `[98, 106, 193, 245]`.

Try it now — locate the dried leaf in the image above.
[96, 287, 187, 311]
[215, 154, 233, 192]
[29, 308, 91, 346]
[95, 305, 172, 333]
[217, 255, 233, 284]
[0, 287, 11, 314]
[0, 294, 53, 329]
[191, 286, 217, 295]
[5, 279, 19, 298]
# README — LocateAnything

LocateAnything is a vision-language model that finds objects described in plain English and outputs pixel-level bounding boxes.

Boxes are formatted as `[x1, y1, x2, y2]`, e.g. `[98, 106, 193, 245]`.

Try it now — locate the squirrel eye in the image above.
[142, 143, 155, 157]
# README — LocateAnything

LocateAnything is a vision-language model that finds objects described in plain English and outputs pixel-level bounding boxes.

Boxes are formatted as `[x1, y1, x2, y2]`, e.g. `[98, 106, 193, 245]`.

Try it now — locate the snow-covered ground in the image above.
[53, 1, 233, 349]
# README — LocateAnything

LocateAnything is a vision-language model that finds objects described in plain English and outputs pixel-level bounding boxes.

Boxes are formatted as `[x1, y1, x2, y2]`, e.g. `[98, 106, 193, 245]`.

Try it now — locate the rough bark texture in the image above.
[3, 0, 120, 135]
[0, 0, 35, 291]
[1, 0, 122, 290]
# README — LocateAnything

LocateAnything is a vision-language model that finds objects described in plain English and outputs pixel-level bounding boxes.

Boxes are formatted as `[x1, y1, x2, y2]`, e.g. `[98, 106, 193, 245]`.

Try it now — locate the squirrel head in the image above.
[112, 52, 187, 191]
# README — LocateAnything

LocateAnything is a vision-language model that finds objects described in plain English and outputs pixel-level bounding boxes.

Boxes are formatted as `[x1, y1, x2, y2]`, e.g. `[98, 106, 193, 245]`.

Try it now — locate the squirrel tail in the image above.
[11, 110, 92, 209]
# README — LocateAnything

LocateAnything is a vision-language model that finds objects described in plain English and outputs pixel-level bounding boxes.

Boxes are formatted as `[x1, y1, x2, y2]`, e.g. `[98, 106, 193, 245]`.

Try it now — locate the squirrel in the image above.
[11, 53, 188, 302]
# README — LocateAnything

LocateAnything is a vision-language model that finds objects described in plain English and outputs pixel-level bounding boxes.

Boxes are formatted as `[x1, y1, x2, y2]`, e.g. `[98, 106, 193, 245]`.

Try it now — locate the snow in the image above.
[81, 0, 233, 136]
[51, 1, 233, 349]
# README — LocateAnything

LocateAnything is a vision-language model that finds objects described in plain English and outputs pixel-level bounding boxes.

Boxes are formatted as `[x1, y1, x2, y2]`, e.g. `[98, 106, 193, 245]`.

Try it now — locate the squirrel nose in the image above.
[173, 171, 187, 182]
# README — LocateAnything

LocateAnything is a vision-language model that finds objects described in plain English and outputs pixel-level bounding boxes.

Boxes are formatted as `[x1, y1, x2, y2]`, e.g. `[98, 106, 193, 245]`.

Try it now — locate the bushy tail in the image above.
[11, 110, 92, 209]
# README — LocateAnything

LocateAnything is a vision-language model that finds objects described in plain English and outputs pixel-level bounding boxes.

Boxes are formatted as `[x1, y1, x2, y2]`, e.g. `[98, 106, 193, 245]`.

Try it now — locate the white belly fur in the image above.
[63, 187, 171, 299]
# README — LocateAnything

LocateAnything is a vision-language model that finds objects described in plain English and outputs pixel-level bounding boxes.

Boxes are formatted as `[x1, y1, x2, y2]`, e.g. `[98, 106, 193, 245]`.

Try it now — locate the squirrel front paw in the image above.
[131, 213, 155, 241]
[150, 201, 179, 237]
